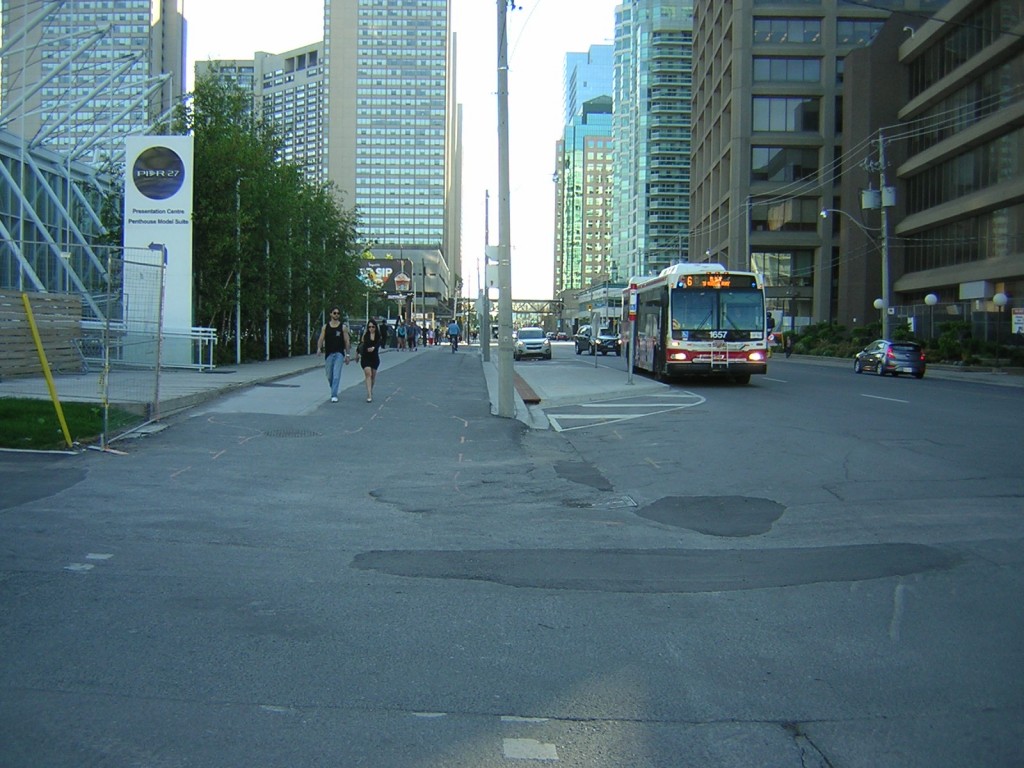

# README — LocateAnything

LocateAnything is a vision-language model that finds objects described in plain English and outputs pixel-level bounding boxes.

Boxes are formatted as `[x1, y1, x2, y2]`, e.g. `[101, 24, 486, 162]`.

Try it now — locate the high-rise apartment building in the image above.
[197, 44, 327, 184]
[195, 60, 258, 93]
[0, 0, 185, 164]
[149, 0, 186, 122]
[324, 0, 459, 306]
[690, 0, 943, 326]
[611, 0, 694, 282]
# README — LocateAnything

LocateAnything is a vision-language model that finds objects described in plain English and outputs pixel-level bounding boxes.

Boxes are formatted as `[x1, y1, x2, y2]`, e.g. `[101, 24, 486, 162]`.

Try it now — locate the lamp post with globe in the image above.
[925, 293, 938, 341]
[993, 292, 1008, 368]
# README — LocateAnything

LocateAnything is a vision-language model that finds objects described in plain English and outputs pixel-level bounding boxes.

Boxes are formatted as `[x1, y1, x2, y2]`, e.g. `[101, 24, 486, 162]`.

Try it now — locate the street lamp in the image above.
[873, 298, 886, 335]
[993, 292, 1008, 368]
[925, 293, 938, 341]
[821, 208, 890, 339]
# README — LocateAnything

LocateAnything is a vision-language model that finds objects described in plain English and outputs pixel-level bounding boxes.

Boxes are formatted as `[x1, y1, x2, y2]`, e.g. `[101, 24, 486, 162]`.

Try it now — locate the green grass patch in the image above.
[0, 398, 143, 451]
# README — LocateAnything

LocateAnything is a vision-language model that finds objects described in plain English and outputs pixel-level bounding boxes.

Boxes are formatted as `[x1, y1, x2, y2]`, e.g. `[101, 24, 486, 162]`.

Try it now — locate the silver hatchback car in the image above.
[854, 339, 926, 378]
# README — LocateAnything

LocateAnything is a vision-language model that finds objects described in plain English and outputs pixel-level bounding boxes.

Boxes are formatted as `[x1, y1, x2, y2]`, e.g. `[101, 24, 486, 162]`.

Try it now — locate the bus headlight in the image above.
[748, 351, 765, 362]
[669, 352, 688, 361]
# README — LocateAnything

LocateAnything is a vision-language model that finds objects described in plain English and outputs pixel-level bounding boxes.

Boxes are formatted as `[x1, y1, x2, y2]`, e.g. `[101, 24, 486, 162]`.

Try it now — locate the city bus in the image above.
[622, 263, 768, 384]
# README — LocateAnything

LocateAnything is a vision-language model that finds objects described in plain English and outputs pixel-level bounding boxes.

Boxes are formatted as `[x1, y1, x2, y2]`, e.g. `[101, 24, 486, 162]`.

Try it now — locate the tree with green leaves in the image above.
[176, 71, 361, 363]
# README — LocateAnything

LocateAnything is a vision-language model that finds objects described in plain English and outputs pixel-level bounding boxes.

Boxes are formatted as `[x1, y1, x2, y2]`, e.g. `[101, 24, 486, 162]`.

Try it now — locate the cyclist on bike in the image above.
[447, 319, 461, 353]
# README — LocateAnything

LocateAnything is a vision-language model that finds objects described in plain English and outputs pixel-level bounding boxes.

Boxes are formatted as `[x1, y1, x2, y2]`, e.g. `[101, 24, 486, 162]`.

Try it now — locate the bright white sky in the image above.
[185, 0, 620, 299]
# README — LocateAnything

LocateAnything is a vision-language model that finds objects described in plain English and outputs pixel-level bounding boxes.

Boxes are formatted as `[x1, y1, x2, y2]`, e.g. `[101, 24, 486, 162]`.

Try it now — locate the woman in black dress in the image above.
[358, 320, 382, 402]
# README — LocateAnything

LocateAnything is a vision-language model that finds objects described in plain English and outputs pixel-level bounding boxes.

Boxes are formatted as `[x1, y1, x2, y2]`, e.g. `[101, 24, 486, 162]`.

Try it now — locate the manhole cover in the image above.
[263, 429, 322, 438]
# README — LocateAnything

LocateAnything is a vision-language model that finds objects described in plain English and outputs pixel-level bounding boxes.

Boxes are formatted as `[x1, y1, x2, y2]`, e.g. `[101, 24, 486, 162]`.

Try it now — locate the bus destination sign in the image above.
[677, 272, 736, 289]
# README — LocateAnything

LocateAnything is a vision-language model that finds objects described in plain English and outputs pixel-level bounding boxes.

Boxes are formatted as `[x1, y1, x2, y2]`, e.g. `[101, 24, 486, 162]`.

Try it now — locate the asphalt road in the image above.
[1, 347, 1021, 767]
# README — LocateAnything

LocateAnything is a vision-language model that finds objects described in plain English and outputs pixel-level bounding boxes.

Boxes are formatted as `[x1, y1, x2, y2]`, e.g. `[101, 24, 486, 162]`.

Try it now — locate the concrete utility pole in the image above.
[496, 0, 514, 417]
[877, 132, 892, 341]
[481, 190, 491, 362]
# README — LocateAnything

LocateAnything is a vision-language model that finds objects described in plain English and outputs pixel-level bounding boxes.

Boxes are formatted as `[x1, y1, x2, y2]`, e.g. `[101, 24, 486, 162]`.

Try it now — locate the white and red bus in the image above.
[623, 262, 768, 384]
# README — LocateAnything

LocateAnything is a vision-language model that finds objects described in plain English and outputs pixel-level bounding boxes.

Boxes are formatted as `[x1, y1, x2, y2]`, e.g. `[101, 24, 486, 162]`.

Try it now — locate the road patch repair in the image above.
[352, 543, 962, 593]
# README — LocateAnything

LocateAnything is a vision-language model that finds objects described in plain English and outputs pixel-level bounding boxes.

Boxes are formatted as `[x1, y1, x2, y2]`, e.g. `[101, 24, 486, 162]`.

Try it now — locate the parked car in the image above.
[514, 326, 552, 360]
[574, 325, 621, 356]
[854, 339, 926, 378]
[555, 331, 569, 341]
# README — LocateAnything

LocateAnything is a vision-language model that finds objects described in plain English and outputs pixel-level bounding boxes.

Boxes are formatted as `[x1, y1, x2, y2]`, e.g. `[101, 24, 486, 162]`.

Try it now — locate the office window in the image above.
[753, 57, 821, 83]
[752, 146, 819, 181]
[836, 19, 885, 46]
[752, 18, 822, 44]
[752, 97, 820, 132]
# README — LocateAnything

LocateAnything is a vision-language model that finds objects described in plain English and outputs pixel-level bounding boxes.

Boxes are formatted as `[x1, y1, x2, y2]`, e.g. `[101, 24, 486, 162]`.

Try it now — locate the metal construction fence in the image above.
[894, 298, 1021, 345]
[1, 245, 171, 447]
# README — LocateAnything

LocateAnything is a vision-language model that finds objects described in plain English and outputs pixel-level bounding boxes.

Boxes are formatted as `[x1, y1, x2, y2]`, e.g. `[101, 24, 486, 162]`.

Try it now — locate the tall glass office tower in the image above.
[555, 44, 614, 295]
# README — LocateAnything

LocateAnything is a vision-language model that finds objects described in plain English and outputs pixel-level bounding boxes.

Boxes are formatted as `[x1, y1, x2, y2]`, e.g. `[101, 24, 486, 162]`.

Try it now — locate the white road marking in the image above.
[548, 412, 655, 432]
[86, 553, 113, 560]
[259, 705, 297, 714]
[64, 563, 94, 572]
[501, 716, 549, 723]
[861, 394, 909, 403]
[763, 376, 788, 383]
[547, 393, 705, 432]
[503, 738, 559, 760]
[577, 403, 669, 408]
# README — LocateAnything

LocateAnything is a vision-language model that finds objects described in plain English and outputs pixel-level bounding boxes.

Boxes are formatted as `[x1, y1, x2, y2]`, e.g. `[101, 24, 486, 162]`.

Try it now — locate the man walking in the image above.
[317, 307, 351, 402]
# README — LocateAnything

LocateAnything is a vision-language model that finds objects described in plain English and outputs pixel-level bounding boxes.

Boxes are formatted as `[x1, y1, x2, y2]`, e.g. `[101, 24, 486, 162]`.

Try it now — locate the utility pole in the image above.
[877, 132, 892, 341]
[481, 190, 491, 362]
[496, 0, 514, 417]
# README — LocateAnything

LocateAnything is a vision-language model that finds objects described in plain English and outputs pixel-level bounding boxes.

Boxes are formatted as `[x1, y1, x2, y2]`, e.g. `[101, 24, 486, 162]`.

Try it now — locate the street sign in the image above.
[628, 284, 637, 320]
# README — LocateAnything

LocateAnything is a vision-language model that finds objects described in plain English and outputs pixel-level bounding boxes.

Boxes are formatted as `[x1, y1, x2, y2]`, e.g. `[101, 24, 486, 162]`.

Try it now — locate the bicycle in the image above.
[450, 333, 459, 353]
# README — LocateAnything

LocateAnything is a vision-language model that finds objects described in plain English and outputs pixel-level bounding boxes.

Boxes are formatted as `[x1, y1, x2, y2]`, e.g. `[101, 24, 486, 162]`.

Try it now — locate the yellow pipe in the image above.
[21, 293, 74, 448]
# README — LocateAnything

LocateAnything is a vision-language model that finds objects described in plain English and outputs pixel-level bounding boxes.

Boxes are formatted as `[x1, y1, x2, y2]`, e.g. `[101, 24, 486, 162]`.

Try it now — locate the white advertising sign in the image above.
[123, 136, 194, 365]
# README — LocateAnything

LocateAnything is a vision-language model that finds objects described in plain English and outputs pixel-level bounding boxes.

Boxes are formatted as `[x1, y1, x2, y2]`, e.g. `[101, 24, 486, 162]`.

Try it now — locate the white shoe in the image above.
[330, 396, 338, 402]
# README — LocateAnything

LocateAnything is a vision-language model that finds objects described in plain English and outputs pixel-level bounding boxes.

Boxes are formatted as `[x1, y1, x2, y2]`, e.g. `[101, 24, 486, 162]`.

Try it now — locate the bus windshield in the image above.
[670, 288, 764, 338]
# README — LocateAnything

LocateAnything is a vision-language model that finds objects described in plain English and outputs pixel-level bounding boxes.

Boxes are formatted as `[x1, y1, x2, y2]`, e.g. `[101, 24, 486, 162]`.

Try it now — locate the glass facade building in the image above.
[611, 0, 695, 282]
[554, 96, 614, 294]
